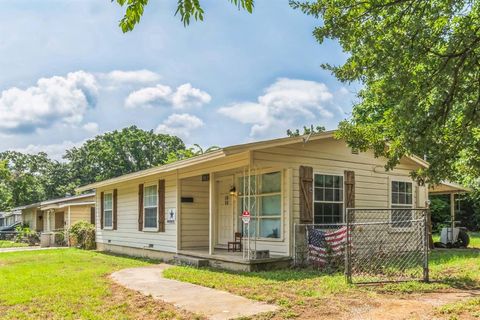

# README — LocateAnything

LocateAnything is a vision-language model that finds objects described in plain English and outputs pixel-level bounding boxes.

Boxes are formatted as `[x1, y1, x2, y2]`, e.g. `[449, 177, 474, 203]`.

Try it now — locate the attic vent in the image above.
[351, 148, 359, 155]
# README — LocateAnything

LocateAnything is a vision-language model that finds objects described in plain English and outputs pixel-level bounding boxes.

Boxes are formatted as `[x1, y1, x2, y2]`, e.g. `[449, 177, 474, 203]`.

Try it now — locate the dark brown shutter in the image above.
[138, 184, 144, 231]
[100, 192, 104, 229]
[299, 166, 313, 224]
[90, 207, 95, 225]
[113, 189, 118, 230]
[344, 170, 355, 210]
[158, 179, 165, 232]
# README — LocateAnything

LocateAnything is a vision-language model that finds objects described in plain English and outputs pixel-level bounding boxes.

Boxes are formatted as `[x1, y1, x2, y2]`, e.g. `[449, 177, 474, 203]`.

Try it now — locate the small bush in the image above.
[54, 231, 67, 246]
[69, 221, 96, 250]
[14, 225, 39, 245]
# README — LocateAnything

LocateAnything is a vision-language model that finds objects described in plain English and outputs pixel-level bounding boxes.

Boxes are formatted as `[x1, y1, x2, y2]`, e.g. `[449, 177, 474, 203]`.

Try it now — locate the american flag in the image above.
[308, 226, 348, 266]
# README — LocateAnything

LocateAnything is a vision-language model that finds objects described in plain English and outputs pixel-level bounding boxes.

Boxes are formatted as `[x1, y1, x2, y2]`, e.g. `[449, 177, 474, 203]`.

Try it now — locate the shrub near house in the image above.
[69, 221, 96, 250]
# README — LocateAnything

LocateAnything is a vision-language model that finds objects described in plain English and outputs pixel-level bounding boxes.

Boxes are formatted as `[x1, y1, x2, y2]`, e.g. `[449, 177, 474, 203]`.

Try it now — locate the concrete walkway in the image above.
[110, 265, 278, 320]
[0, 246, 68, 253]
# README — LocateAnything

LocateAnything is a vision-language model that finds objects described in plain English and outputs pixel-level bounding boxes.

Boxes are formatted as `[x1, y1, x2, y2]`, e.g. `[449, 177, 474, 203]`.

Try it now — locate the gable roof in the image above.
[13, 193, 95, 211]
[76, 130, 429, 192]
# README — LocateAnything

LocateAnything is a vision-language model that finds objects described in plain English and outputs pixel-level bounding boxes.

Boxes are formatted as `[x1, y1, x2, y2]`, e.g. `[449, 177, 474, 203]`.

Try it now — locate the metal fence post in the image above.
[345, 208, 352, 284]
[423, 209, 430, 283]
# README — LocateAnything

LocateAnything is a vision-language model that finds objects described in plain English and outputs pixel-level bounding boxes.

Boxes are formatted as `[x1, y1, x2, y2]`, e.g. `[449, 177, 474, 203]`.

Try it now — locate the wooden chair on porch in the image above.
[227, 232, 242, 252]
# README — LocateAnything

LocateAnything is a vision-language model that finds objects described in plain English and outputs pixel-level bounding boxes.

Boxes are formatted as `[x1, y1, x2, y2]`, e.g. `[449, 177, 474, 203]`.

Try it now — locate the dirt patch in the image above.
[249, 290, 480, 320]
[343, 290, 480, 320]
[106, 281, 205, 320]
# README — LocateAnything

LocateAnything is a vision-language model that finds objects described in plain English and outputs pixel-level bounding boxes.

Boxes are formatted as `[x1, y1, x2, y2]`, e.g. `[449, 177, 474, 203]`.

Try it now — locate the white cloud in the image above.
[82, 122, 99, 134]
[14, 140, 84, 161]
[171, 83, 212, 109]
[0, 71, 98, 133]
[218, 78, 337, 138]
[155, 113, 204, 140]
[125, 83, 211, 110]
[125, 84, 172, 109]
[102, 69, 161, 84]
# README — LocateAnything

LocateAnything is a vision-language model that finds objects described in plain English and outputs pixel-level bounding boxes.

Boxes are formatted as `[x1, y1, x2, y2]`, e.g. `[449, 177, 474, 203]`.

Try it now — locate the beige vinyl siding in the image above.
[95, 173, 178, 253]
[22, 208, 36, 230]
[180, 176, 209, 249]
[252, 137, 424, 225]
[68, 205, 94, 228]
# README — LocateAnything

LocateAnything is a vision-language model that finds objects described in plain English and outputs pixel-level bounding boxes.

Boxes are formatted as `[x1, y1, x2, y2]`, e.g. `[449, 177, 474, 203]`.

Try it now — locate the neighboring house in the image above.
[18, 193, 96, 232]
[77, 131, 436, 270]
[0, 210, 22, 227]
[0, 212, 5, 227]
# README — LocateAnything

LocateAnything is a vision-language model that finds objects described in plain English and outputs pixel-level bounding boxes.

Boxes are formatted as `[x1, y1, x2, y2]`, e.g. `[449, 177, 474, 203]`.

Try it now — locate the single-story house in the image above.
[77, 131, 437, 270]
[0, 210, 22, 228]
[18, 193, 96, 232]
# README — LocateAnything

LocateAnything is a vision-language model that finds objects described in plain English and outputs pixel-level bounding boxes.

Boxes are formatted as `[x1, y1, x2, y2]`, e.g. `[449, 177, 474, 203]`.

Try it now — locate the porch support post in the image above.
[450, 193, 455, 241]
[47, 210, 51, 232]
[175, 170, 181, 252]
[209, 172, 216, 255]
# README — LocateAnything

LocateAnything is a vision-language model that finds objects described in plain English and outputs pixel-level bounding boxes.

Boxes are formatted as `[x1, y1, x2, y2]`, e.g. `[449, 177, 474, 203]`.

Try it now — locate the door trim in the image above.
[215, 175, 234, 247]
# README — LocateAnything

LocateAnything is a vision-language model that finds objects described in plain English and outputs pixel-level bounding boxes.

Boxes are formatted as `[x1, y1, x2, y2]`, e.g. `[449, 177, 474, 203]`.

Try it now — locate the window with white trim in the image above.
[144, 185, 158, 229]
[238, 171, 282, 239]
[314, 174, 344, 224]
[103, 193, 113, 228]
[391, 181, 413, 228]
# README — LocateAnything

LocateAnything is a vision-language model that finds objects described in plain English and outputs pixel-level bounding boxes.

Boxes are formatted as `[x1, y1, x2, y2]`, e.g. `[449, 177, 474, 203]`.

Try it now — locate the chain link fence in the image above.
[293, 208, 429, 284]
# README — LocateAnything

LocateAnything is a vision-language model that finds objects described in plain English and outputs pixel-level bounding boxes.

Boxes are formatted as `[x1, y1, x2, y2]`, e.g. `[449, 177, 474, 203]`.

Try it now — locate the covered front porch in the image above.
[176, 163, 292, 269]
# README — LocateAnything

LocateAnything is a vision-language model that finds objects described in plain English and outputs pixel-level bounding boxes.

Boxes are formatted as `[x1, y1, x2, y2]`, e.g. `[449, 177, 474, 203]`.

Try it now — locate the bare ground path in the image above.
[110, 264, 278, 320]
[346, 290, 480, 320]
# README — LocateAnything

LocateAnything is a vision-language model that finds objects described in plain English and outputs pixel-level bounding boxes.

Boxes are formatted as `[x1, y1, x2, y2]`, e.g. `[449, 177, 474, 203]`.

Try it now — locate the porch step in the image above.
[173, 254, 210, 268]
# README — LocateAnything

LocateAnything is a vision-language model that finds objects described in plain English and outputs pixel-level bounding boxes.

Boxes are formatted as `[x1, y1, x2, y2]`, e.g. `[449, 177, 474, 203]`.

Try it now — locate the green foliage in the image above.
[0, 151, 76, 211]
[14, 225, 39, 245]
[68, 221, 96, 250]
[290, 0, 480, 186]
[115, 0, 254, 32]
[0, 126, 194, 210]
[0, 160, 13, 210]
[287, 125, 326, 137]
[64, 126, 187, 186]
[430, 195, 451, 233]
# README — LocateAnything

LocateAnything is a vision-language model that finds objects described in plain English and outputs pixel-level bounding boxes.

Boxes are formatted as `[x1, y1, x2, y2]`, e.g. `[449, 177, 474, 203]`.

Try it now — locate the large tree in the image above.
[291, 0, 480, 185]
[115, 0, 479, 185]
[64, 126, 187, 186]
[0, 151, 67, 210]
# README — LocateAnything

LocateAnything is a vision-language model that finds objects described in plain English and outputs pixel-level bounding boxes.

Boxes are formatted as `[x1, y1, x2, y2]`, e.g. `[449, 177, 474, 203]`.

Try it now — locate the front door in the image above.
[217, 176, 234, 246]
[55, 211, 65, 230]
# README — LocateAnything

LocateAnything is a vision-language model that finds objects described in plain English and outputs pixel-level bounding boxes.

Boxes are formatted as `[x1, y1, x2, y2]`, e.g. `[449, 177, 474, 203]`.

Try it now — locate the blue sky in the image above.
[0, 0, 357, 160]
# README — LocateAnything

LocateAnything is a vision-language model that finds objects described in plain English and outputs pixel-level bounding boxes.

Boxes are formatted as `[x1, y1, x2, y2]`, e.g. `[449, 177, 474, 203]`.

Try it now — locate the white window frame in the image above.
[389, 178, 414, 231]
[143, 183, 159, 232]
[237, 170, 283, 241]
[103, 192, 113, 230]
[313, 172, 344, 224]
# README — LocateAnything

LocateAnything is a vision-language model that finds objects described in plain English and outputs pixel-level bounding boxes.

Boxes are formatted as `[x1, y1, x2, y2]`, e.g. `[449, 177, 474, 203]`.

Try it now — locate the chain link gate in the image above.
[345, 208, 429, 284]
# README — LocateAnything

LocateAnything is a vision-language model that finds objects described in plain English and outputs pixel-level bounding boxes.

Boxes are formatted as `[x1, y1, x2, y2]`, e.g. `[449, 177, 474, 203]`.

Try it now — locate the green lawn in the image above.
[0, 240, 29, 248]
[0, 249, 195, 320]
[164, 248, 480, 319]
[1, 245, 479, 319]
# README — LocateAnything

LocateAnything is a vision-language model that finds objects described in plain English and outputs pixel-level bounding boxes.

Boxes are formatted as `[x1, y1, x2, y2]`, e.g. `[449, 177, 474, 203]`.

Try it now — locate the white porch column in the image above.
[46, 210, 51, 232]
[68, 206, 71, 229]
[450, 193, 455, 227]
[209, 172, 216, 255]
